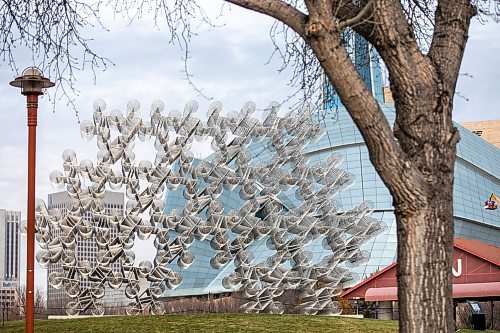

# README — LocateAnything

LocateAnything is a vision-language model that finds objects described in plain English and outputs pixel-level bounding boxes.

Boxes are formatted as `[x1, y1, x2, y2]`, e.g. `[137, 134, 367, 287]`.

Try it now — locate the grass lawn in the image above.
[0, 314, 398, 333]
[0, 314, 498, 332]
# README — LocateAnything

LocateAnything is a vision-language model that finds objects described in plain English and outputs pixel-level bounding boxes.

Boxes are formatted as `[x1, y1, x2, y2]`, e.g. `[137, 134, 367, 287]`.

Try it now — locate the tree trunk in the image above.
[395, 182, 455, 332]
[301, 20, 458, 332]
[389, 65, 458, 333]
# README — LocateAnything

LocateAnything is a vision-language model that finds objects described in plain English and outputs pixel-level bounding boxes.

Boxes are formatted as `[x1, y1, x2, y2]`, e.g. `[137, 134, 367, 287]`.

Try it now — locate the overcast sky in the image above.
[0, 3, 498, 290]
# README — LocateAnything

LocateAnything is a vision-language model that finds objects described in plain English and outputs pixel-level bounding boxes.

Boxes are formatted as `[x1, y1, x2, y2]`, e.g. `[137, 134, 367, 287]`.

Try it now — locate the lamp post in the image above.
[10, 67, 54, 333]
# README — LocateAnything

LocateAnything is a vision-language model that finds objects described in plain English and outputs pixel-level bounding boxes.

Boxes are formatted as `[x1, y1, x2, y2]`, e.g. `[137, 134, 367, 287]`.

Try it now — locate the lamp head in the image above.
[9, 67, 55, 95]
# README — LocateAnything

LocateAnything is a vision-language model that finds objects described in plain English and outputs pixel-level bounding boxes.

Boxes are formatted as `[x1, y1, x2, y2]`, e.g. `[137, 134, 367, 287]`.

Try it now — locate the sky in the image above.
[0, 3, 498, 291]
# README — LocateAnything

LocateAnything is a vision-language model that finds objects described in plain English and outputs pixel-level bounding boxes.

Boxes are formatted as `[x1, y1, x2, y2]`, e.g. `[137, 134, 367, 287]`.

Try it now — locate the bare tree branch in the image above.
[225, 0, 307, 34]
[428, 0, 475, 88]
[337, 0, 374, 30]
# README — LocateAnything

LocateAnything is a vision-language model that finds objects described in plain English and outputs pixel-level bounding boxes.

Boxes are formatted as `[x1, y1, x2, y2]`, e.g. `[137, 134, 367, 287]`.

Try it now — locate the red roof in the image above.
[341, 238, 500, 299]
[454, 238, 500, 266]
[340, 262, 397, 299]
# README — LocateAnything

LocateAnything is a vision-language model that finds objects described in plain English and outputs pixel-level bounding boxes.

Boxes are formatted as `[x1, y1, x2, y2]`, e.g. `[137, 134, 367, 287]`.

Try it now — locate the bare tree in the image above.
[0, 0, 211, 116]
[14, 285, 46, 319]
[2, 1, 499, 332]
[14, 285, 26, 319]
[0, 1, 114, 115]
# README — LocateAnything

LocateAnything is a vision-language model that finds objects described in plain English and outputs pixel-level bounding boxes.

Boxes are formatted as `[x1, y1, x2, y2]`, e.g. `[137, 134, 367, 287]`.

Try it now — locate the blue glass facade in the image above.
[453, 125, 500, 243]
[162, 105, 500, 296]
[161, 34, 500, 297]
[304, 106, 500, 279]
[319, 33, 500, 276]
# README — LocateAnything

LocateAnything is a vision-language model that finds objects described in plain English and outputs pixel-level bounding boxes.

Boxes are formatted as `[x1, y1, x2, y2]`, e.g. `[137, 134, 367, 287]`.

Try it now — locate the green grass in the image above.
[0, 314, 398, 333]
[1, 314, 498, 332]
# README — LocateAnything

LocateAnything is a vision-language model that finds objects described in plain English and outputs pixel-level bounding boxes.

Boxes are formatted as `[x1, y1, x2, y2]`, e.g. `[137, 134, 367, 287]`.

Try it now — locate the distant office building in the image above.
[46, 191, 125, 314]
[0, 209, 21, 306]
[461, 120, 500, 148]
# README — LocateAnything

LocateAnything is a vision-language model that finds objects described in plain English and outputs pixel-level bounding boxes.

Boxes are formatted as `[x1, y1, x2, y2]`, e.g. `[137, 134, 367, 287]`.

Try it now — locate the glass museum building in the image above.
[161, 37, 500, 297]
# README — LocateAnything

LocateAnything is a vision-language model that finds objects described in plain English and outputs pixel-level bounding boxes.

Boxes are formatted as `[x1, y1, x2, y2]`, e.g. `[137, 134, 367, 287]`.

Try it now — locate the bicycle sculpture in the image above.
[33, 99, 385, 316]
